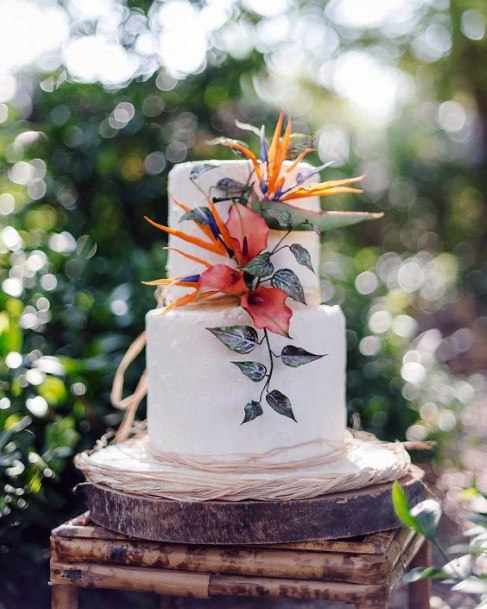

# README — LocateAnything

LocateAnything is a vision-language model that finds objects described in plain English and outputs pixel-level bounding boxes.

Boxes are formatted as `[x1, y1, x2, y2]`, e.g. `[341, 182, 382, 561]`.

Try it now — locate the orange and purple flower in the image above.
[144, 199, 292, 336]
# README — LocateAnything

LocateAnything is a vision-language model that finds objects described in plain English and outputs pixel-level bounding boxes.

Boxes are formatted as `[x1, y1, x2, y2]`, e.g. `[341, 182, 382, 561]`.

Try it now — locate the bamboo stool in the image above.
[50, 514, 430, 609]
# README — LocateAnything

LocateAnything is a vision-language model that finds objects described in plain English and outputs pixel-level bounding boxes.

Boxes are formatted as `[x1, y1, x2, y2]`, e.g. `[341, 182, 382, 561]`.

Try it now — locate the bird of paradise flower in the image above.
[210, 111, 383, 233]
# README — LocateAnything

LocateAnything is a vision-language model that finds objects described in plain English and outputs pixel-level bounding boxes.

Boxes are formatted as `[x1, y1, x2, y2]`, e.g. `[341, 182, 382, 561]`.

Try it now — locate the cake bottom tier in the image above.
[146, 304, 346, 464]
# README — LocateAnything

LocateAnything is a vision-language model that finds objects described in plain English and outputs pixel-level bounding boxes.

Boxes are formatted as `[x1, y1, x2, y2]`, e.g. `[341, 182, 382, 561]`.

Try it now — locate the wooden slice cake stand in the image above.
[84, 465, 425, 545]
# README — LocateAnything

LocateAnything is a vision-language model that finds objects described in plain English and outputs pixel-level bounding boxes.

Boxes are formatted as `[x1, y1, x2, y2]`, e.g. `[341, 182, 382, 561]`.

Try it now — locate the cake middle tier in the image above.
[146, 304, 346, 463]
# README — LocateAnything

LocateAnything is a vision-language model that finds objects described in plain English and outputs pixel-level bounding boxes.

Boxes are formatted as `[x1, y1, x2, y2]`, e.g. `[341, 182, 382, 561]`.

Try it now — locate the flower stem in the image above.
[259, 329, 275, 402]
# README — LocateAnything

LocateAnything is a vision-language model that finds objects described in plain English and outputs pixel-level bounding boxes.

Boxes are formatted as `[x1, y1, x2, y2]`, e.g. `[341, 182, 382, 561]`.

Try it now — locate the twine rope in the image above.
[75, 432, 411, 502]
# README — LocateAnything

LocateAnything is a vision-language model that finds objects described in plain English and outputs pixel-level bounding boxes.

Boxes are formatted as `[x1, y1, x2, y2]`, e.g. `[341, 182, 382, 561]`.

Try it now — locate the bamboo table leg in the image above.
[51, 584, 78, 609]
[408, 540, 431, 609]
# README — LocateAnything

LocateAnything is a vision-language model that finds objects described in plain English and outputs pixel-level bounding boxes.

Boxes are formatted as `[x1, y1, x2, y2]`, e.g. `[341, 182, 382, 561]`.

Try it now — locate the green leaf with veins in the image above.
[189, 163, 218, 179]
[216, 178, 249, 197]
[266, 389, 296, 421]
[207, 326, 258, 354]
[242, 401, 263, 424]
[232, 361, 267, 382]
[290, 243, 314, 273]
[260, 206, 292, 230]
[259, 200, 383, 233]
[179, 206, 213, 225]
[242, 252, 274, 278]
[270, 269, 306, 303]
[280, 346, 325, 367]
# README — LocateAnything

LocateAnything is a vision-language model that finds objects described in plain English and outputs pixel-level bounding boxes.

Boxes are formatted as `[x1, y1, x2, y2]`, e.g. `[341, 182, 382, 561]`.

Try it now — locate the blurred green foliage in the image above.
[1, 1, 486, 607]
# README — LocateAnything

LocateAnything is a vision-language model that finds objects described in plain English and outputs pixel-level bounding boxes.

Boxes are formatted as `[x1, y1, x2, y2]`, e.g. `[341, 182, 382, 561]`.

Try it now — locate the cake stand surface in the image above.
[84, 465, 425, 544]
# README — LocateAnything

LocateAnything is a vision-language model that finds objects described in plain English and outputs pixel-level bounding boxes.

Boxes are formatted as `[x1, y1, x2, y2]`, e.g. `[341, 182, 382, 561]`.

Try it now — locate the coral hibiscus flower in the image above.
[241, 286, 292, 337]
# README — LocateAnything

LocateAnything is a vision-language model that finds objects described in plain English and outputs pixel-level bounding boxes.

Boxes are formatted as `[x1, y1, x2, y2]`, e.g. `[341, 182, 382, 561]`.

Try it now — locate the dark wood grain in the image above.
[84, 466, 425, 544]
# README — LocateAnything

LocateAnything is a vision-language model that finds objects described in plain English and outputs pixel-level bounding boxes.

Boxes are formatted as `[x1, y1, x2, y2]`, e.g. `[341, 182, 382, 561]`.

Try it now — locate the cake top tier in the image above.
[144, 112, 379, 338]
[166, 160, 323, 307]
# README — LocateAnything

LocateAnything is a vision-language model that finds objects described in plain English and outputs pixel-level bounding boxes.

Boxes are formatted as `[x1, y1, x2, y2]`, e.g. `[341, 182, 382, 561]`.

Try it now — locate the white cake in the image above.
[146, 160, 348, 463]
[76, 123, 411, 503]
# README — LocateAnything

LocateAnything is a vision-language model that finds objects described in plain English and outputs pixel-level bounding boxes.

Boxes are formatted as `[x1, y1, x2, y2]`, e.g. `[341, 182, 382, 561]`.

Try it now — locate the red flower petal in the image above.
[225, 203, 269, 265]
[199, 264, 248, 296]
[241, 286, 292, 337]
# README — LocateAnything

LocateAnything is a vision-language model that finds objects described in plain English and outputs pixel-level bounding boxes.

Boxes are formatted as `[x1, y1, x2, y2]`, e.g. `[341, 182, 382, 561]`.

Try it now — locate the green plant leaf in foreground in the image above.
[403, 567, 451, 583]
[392, 482, 442, 540]
[392, 481, 423, 532]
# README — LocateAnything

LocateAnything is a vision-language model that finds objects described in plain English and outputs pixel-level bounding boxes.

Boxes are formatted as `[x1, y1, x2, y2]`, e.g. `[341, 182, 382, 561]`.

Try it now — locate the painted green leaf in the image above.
[260, 206, 292, 230]
[189, 163, 217, 180]
[232, 361, 267, 382]
[289, 243, 314, 273]
[179, 206, 212, 226]
[410, 499, 442, 539]
[266, 390, 296, 421]
[216, 178, 248, 196]
[207, 326, 258, 354]
[242, 401, 263, 424]
[280, 346, 325, 367]
[259, 200, 383, 233]
[270, 268, 305, 304]
[242, 252, 274, 278]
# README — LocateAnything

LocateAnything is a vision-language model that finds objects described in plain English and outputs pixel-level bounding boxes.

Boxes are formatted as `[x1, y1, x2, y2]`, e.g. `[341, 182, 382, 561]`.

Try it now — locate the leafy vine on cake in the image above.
[144, 113, 382, 423]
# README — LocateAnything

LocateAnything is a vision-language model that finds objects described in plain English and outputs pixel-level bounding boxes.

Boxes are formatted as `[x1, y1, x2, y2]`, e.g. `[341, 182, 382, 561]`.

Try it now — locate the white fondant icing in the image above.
[146, 304, 346, 462]
[165, 160, 321, 305]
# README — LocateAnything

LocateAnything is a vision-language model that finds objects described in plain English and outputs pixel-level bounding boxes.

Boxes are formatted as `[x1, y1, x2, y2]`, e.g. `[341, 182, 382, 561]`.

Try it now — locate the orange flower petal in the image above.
[145, 216, 226, 255]
[282, 185, 363, 201]
[225, 203, 269, 265]
[205, 197, 235, 254]
[199, 264, 248, 296]
[268, 147, 315, 198]
[162, 290, 200, 315]
[241, 286, 292, 337]
[268, 110, 284, 165]
[219, 142, 262, 180]
[164, 247, 212, 269]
